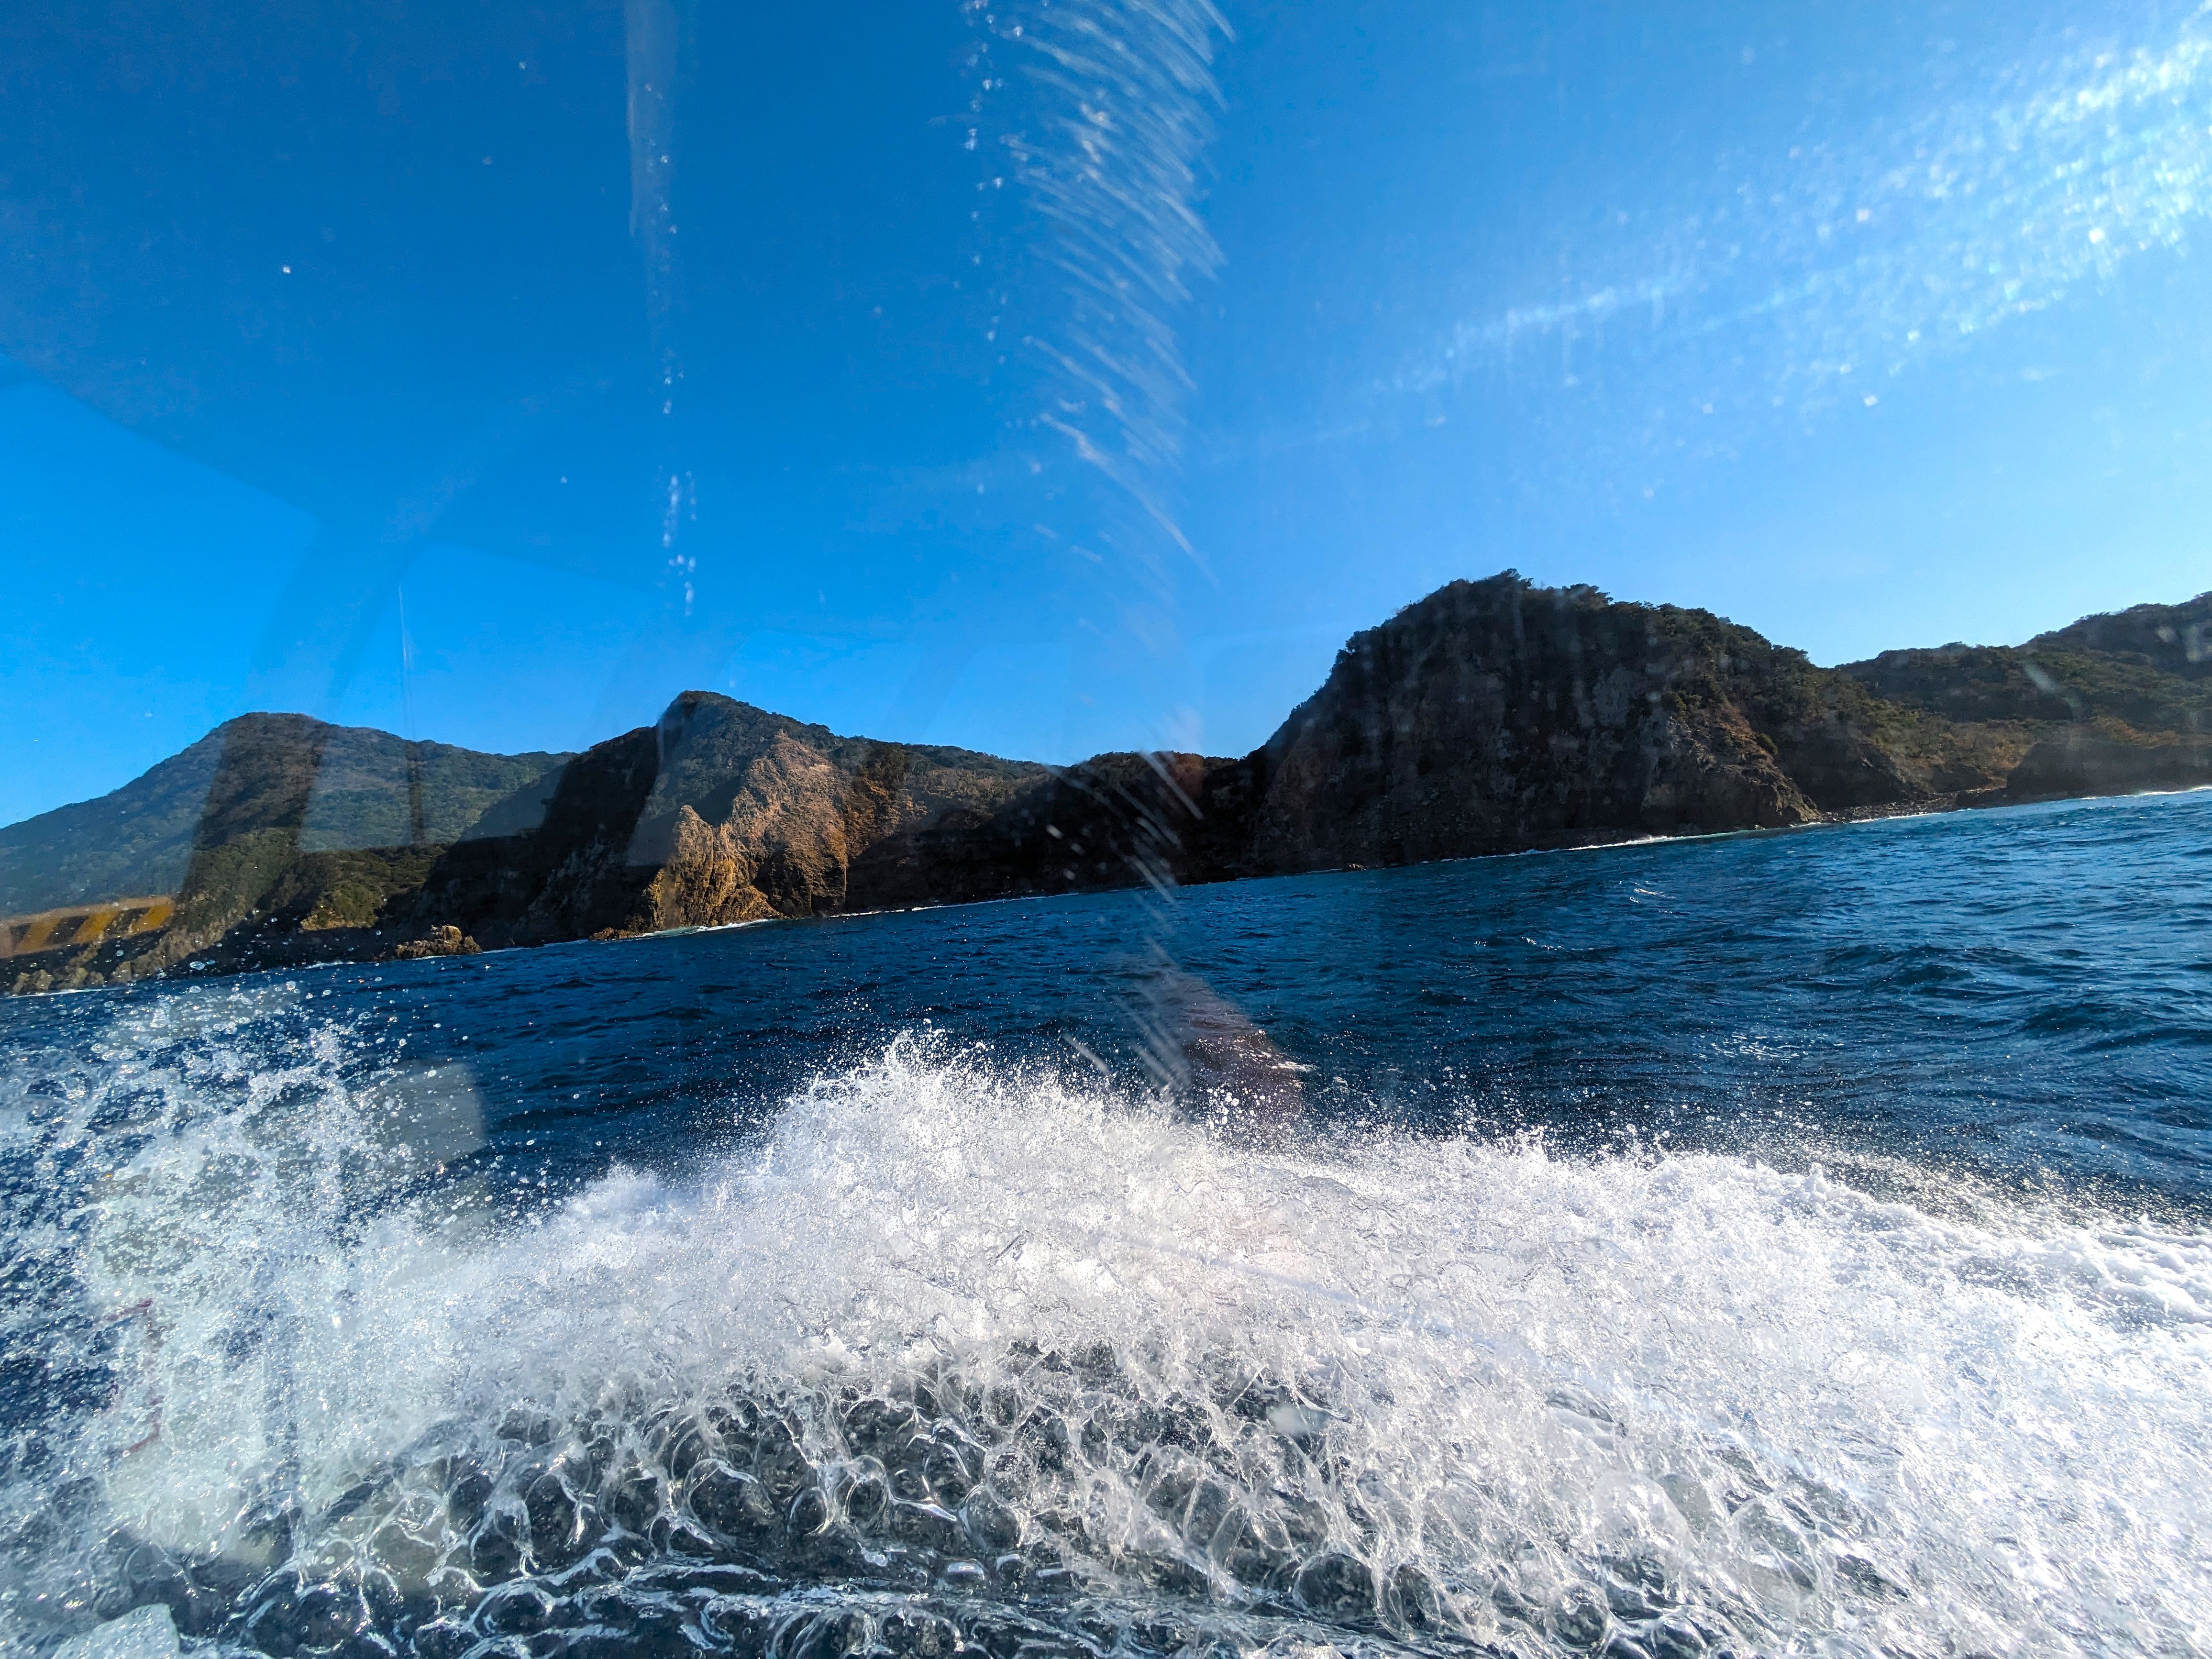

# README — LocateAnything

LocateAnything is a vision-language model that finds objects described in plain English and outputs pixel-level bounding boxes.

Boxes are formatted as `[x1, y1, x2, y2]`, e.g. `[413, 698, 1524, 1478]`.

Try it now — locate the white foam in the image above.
[50, 1605, 179, 1659]
[21, 1029, 2212, 1656]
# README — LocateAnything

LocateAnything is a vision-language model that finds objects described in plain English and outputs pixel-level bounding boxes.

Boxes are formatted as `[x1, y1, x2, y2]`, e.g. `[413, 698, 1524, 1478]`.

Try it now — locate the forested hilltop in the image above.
[8, 576, 2207, 993]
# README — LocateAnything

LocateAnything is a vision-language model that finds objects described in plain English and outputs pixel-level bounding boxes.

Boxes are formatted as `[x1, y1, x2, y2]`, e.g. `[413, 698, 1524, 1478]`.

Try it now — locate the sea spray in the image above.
[5, 1011, 2208, 1658]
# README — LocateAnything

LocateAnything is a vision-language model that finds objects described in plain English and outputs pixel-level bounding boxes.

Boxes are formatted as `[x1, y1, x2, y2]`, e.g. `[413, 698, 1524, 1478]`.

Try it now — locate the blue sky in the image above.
[4, 0, 2210, 825]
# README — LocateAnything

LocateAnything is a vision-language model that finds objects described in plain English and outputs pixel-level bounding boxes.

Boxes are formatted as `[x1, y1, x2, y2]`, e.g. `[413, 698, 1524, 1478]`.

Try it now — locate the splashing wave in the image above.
[5, 1006, 2209, 1657]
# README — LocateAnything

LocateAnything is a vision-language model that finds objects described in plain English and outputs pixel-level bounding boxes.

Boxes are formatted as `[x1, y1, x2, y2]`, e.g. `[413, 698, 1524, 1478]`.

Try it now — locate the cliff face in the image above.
[2004, 726, 2212, 801]
[632, 694, 1048, 924]
[1218, 576, 1949, 873]
[9, 576, 2211, 994]
[848, 750, 1223, 908]
[406, 721, 669, 948]
[396, 694, 1054, 946]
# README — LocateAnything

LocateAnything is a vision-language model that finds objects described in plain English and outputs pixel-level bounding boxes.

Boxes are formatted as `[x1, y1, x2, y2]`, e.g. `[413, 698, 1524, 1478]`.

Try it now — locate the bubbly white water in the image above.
[9, 1016, 2212, 1657]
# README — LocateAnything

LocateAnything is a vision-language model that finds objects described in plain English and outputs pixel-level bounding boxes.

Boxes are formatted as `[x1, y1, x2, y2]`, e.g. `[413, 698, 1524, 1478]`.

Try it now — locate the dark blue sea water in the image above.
[4, 790, 2210, 1659]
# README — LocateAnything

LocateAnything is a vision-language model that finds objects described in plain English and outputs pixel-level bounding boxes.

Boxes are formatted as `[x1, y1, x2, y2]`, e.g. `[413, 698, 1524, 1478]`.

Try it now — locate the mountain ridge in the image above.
[8, 575, 2209, 993]
[0, 715, 568, 917]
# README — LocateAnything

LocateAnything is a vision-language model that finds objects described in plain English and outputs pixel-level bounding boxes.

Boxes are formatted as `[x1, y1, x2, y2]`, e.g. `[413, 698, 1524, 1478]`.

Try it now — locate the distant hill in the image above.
[0, 715, 567, 914]
[7, 579, 2210, 994]
[1841, 592, 2212, 735]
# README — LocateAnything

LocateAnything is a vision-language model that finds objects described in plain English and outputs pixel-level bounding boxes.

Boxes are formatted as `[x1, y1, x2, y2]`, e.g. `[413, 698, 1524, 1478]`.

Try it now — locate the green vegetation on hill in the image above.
[1842, 591, 2212, 737]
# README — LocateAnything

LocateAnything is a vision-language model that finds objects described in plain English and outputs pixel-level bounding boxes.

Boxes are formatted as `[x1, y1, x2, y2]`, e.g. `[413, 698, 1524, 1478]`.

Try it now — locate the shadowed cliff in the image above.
[1210, 575, 1979, 874]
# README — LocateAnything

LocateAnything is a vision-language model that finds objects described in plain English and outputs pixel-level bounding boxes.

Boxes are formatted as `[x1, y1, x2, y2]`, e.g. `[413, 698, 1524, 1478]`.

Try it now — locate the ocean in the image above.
[3, 789, 2208, 1659]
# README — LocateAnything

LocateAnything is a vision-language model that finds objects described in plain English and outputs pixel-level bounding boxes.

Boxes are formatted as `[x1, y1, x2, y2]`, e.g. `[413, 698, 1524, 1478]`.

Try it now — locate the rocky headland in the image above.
[6, 574, 2207, 993]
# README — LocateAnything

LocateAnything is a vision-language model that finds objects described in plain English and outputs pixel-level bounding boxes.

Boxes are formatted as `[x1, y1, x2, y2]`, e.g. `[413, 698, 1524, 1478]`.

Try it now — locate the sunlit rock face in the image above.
[405, 695, 1051, 943]
[629, 694, 1051, 924]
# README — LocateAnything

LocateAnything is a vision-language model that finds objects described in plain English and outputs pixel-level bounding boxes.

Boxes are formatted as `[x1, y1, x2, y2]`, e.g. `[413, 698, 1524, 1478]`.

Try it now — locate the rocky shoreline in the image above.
[6, 573, 2207, 995]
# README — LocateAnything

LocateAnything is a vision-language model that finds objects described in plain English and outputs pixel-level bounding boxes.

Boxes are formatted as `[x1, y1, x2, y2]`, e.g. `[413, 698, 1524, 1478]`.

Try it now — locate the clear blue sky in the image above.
[5, 0, 2210, 824]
